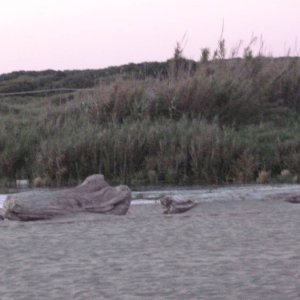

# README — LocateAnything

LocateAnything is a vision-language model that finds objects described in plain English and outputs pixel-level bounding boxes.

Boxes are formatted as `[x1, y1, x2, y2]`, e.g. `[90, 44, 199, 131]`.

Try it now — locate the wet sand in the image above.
[1, 185, 300, 299]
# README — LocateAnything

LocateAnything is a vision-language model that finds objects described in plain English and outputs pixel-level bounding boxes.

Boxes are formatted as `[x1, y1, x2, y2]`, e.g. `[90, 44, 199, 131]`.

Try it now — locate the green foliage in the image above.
[1, 54, 300, 186]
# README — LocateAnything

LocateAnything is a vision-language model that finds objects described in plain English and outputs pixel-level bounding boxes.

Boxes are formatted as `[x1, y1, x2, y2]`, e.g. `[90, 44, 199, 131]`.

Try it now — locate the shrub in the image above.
[256, 170, 271, 184]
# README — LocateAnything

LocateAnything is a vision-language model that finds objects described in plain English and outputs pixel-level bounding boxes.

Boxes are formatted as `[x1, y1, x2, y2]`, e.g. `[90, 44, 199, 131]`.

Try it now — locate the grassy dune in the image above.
[1, 54, 300, 186]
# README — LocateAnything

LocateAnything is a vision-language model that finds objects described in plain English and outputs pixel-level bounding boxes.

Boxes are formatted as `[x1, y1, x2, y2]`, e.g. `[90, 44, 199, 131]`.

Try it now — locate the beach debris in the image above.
[160, 195, 197, 214]
[2, 174, 131, 221]
[285, 195, 300, 204]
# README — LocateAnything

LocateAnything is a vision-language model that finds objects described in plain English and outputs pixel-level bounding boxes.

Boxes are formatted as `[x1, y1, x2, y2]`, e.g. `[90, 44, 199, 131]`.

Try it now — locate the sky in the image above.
[0, 0, 299, 74]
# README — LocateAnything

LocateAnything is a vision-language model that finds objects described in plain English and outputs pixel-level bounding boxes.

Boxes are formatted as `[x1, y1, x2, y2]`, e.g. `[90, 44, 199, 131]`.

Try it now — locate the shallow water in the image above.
[1, 185, 300, 299]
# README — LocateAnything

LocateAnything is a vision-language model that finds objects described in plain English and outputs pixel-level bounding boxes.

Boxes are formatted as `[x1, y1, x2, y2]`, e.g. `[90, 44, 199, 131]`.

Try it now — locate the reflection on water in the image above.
[1, 185, 300, 299]
[132, 184, 300, 204]
[0, 194, 7, 208]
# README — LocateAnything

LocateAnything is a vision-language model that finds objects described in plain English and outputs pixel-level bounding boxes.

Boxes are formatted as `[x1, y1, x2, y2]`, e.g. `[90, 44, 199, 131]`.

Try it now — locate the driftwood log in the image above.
[1, 174, 131, 221]
[285, 195, 300, 204]
[160, 196, 197, 214]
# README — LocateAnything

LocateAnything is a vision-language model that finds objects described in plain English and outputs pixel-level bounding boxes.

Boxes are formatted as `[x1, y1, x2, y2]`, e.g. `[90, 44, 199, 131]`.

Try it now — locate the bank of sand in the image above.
[1, 185, 300, 299]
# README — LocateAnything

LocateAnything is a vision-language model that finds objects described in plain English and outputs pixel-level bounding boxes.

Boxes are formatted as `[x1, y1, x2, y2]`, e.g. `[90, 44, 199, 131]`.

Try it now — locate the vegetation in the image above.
[1, 42, 300, 187]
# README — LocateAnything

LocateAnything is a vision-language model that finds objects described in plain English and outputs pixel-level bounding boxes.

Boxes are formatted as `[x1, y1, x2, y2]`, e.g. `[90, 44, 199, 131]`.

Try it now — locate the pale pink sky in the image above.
[0, 0, 299, 74]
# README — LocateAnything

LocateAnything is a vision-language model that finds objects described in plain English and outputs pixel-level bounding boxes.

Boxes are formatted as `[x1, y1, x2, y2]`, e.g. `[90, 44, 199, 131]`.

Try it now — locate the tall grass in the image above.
[1, 114, 300, 186]
[1, 45, 300, 186]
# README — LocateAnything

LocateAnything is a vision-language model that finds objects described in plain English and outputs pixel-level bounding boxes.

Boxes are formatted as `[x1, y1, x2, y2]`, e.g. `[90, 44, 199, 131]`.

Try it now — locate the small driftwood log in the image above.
[160, 196, 197, 214]
[1, 174, 131, 221]
[285, 195, 300, 204]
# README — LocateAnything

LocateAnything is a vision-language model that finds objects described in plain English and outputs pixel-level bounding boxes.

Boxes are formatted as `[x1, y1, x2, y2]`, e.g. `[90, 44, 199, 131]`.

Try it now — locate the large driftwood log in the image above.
[2, 174, 131, 221]
[160, 196, 197, 214]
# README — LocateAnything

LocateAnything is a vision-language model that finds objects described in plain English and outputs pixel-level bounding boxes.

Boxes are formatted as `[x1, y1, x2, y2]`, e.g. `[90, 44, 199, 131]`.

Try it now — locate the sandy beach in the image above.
[1, 185, 300, 299]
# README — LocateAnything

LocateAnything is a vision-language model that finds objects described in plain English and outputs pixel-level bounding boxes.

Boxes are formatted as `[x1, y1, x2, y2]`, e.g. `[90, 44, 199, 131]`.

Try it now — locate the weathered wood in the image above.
[2, 174, 131, 221]
[160, 196, 197, 214]
[285, 195, 300, 204]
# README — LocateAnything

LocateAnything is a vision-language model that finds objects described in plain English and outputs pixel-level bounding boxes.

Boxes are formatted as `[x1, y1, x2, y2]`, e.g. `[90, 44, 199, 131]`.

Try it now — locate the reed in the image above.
[1, 43, 300, 186]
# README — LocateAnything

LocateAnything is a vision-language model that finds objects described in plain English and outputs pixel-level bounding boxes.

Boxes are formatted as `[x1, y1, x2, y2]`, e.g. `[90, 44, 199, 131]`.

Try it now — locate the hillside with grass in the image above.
[1, 47, 300, 187]
[0, 61, 170, 93]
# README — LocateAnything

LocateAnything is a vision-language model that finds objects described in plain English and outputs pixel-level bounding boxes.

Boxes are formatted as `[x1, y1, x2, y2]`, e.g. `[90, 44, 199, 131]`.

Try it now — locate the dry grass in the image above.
[1, 47, 300, 186]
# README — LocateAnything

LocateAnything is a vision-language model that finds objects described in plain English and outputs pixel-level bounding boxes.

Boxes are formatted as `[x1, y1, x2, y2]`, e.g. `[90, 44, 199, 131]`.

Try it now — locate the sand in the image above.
[1, 185, 300, 299]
